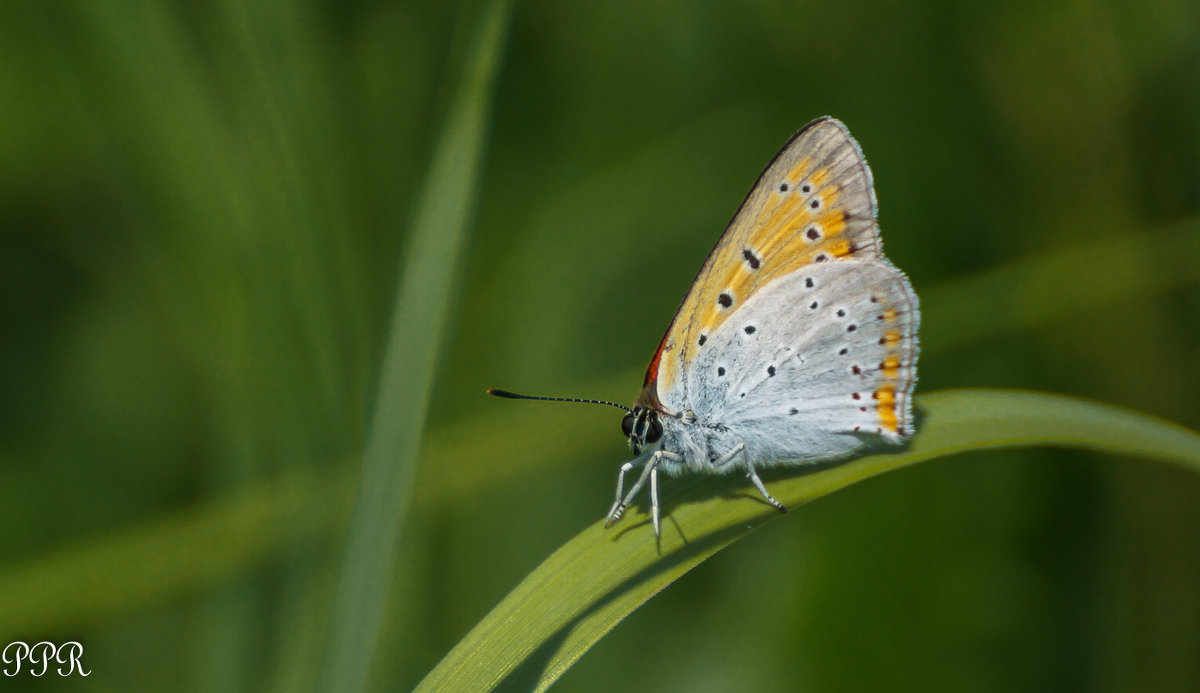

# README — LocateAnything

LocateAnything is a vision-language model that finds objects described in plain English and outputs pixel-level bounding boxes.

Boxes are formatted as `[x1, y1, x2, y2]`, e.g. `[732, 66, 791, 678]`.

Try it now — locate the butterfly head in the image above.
[486, 387, 662, 451]
[620, 406, 663, 455]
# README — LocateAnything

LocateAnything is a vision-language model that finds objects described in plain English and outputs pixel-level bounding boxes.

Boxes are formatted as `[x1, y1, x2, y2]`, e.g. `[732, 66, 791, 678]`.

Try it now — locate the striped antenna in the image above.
[486, 388, 632, 413]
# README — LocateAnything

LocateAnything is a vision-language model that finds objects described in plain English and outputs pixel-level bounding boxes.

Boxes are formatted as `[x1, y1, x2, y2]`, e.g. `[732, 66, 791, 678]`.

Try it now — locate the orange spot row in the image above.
[875, 385, 898, 432]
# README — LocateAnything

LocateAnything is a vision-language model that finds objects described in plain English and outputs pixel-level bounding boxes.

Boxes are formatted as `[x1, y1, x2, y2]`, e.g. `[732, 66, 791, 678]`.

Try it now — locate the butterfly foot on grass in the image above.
[490, 116, 919, 538]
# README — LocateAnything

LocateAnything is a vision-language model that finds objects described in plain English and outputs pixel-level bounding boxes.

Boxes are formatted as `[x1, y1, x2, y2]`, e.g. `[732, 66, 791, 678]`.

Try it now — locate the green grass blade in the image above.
[320, 2, 513, 691]
[415, 388, 1200, 692]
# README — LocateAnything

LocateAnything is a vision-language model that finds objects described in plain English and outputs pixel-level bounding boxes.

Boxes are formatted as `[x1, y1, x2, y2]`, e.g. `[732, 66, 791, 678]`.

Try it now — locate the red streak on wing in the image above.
[643, 343, 664, 388]
[642, 312, 679, 389]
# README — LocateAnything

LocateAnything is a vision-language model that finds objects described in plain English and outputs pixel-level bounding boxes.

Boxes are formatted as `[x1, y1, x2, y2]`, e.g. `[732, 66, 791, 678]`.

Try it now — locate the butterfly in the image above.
[490, 116, 919, 537]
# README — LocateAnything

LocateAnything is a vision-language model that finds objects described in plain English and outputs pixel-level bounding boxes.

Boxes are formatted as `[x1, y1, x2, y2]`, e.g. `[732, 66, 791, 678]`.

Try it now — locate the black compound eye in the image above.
[646, 416, 663, 444]
[621, 412, 635, 438]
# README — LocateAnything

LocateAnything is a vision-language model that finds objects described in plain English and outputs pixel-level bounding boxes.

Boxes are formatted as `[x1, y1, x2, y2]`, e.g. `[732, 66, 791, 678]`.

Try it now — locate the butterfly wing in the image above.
[685, 259, 919, 462]
[643, 117, 892, 408]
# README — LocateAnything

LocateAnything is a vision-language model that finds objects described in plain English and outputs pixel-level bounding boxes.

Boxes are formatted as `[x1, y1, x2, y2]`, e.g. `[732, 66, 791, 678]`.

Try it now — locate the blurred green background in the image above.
[2, 0, 1199, 691]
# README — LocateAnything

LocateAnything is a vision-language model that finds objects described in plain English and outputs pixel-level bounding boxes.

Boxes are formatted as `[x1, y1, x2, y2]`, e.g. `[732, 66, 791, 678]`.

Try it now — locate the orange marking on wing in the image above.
[882, 308, 898, 322]
[754, 190, 804, 235]
[779, 213, 813, 237]
[881, 355, 901, 378]
[827, 238, 853, 257]
[881, 329, 902, 346]
[784, 156, 813, 184]
[753, 165, 834, 237]
[694, 269, 747, 337]
[759, 222, 810, 264]
[756, 251, 816, 283]
[818, 209, 847, 236]
[875, 385, 898, 432]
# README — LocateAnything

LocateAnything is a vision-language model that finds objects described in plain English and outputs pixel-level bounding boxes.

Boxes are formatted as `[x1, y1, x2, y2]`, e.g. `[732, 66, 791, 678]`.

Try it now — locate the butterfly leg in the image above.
[649, 464, 661, 537]
[605, 450, 681, 536]
[713, 442, 787, 514]
[745, 464, 787, 514]
[605, 451, 653, 528]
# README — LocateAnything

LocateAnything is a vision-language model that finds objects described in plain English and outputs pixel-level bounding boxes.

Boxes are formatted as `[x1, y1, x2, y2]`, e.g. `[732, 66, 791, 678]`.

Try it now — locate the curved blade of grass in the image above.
[320, 2, 513, 692]
[415, 388, 1200, 692]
